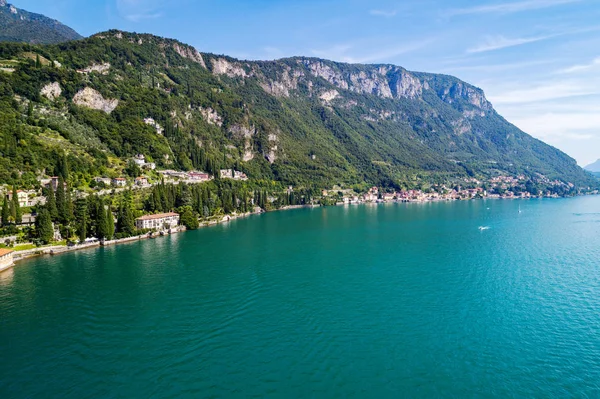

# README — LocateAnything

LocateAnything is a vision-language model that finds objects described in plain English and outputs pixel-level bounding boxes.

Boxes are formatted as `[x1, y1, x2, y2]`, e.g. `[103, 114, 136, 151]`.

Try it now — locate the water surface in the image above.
[1, 197, 600, 397]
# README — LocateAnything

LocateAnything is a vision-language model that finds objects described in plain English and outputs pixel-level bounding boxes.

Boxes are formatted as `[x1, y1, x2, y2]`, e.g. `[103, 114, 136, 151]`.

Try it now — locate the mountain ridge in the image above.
[0, 1, 82, 44]
[585, 159, 600, 173]
[0, 28, 596, 193]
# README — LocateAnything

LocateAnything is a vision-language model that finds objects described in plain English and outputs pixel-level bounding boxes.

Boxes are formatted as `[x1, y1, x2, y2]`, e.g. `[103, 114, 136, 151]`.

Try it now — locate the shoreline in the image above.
[9, 208, 268, 268]
[3, 194, 592, 270]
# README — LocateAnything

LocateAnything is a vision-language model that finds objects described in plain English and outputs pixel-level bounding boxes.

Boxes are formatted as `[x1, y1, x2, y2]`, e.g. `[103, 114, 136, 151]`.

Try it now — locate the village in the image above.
[0, 164, 589, 272]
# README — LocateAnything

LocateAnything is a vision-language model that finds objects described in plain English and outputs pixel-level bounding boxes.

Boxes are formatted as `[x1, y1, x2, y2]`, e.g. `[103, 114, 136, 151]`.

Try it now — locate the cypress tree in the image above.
[96, 199, 108, 240]
[56, 177, 67, 223]
[75, 198, 88, 243]
[44, 185, 58, 221]
[1, 196, 10, 226]
[64, 183, 73, 223]
[35, 207, 54, 244]
[106, 206, 115, 240]
[11, 186, 22, 224]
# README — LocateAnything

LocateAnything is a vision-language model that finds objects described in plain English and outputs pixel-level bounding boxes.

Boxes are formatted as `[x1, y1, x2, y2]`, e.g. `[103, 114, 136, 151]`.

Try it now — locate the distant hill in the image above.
[584, 159, 600, 173]
[0, 29, 596, 191]
[0, 0, 82, 44]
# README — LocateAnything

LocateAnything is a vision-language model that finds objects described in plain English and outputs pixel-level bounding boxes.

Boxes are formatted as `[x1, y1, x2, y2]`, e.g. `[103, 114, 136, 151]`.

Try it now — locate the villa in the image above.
[135, 212, 180, 231]
[112, 177, 127, 187]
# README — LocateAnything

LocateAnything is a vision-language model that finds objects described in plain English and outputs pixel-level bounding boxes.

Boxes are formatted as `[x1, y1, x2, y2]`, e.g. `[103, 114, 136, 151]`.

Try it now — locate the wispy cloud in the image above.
[558, 57, 600, 73]
[310, 38, 432, 64]
[369, 9, 397, 18]
[124, 12, 162, 22]
[447, 0, 582, 16]
[489, 81, 600, 104]
[116, 0, 164, 22]
[467, 34, 556, 53]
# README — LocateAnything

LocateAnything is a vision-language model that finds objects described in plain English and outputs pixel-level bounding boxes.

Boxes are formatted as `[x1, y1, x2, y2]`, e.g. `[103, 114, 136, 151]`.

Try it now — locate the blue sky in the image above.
[14, 0, 600, 166]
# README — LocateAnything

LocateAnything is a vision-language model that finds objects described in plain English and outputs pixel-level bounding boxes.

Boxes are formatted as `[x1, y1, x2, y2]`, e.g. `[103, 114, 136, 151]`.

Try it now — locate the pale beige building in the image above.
[135, 212, 180, 231]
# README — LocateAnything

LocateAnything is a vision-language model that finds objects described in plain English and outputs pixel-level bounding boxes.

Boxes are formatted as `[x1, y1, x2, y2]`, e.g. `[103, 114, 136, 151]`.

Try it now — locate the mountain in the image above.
[584, 159, 600, 173]
[0, 30, 596, 191]
[0, 1, 82, 44]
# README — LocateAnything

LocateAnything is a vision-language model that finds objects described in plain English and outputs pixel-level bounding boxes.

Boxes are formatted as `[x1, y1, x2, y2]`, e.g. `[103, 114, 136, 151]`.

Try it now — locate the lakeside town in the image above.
[0, 159, 597, 272]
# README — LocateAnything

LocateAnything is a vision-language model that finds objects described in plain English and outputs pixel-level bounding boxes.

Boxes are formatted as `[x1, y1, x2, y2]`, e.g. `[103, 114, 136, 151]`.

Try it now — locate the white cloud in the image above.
[466, 34, 556, 53]
[116, 0, 164, 22]
[311, 39, 432, 64]
[489, 81, 599, 104]
[558, 57, 600, 73]
[124, 12, 162, 22]
[447, 0, 582, 16]
[369, 9, 397, 18]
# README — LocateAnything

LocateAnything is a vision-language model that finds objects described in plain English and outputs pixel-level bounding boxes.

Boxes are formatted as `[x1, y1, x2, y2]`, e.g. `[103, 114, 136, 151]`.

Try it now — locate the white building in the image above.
[112, 178, 127, 187]
[94, 177, 112, 186]
[220, 169, 248, 181]
[7, 190, 36, 207]
[135, 212, 180, 231]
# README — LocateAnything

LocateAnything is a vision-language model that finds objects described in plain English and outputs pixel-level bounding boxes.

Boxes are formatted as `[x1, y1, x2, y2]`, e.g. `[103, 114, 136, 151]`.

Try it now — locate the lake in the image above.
[1, 197, 600, 398]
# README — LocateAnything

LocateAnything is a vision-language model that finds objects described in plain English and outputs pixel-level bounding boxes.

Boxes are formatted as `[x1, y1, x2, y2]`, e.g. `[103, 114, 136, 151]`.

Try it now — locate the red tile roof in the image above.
[0, 248, 14, 257]
[136, 212, 179, 221]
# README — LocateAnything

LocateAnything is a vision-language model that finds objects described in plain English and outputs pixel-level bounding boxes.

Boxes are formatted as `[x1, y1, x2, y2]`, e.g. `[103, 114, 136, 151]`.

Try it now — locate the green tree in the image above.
[125, 160, 141, 178]
[106, 205, 115, 240]
[96, 199, 108, 240]
[55, 177, 67, 224]
[11, 186, 22, 224]
[178, 206, 199, 230]
[117, 194, 135, 236]
[1, 196, 10, 226]
[35, 207, 54, 244]
[44, 185, 58, 221]
[75, 198, 88, 243]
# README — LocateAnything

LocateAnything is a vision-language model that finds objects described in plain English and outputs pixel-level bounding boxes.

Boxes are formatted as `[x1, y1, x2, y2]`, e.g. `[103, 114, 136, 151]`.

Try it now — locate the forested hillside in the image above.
[0, 1, 82, 44]
[0, 30, 595, 190]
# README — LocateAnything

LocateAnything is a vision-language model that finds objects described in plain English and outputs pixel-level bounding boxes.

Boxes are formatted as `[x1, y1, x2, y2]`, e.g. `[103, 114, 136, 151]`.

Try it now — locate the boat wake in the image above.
[478, 226, 490, 231]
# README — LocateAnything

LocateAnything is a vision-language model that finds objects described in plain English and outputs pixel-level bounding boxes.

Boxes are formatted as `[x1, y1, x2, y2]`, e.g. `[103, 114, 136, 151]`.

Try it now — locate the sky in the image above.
[13, 0, 600, 166]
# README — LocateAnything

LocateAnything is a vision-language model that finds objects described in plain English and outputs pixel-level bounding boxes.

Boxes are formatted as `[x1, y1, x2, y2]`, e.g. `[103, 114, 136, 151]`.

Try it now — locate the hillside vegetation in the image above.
[0, 1, 82, 45]
[0, 30, 595, 190]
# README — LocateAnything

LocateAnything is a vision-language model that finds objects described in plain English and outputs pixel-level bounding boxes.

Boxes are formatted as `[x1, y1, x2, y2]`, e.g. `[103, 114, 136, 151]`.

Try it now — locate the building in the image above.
[132, 154, 156, 170]
[188, 172, 211, 182]
[112, 177, 127, 187]
[0, 248, 14, 272]
[135, 176, 148, 186]
[133, 154, 146, 166]
[135, 212, 180, 231]
[94, 177, 112, 186]
[219, 169, 248, 181]
[7, 190, 36, 207]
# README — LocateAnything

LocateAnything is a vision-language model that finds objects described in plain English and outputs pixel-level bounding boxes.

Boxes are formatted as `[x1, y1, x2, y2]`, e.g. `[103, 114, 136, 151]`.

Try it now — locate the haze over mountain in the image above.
[0, 29, 595, 191]
[584, 159, 600, 173]
[0, 0, 82, 44]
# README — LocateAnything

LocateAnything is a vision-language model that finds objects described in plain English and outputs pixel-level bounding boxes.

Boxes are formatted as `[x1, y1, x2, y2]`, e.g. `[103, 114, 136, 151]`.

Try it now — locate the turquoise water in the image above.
[1, 197, 600, 398]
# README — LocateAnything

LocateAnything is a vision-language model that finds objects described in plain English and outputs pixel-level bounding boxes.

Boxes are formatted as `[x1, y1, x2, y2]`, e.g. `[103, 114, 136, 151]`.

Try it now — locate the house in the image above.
[219, 169, 248, 181]
[132, 155, 156, 170]
[0, 248, 14, 272]
[383, 193, 395, 201]
[135, 212, 180, 231]
[7, 190, 36, 207]
[188, 172, 211, 181]
[135, 176, 149, 186]
[94, 177, 112, 186]
[112, 177, 127, 187]
[133, 154, 146, 166]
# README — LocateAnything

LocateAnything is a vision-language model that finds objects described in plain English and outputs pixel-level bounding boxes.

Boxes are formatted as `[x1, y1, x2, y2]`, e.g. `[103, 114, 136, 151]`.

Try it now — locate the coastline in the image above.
[9, 208, 268, 268]
[3, 194, 590, 270]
